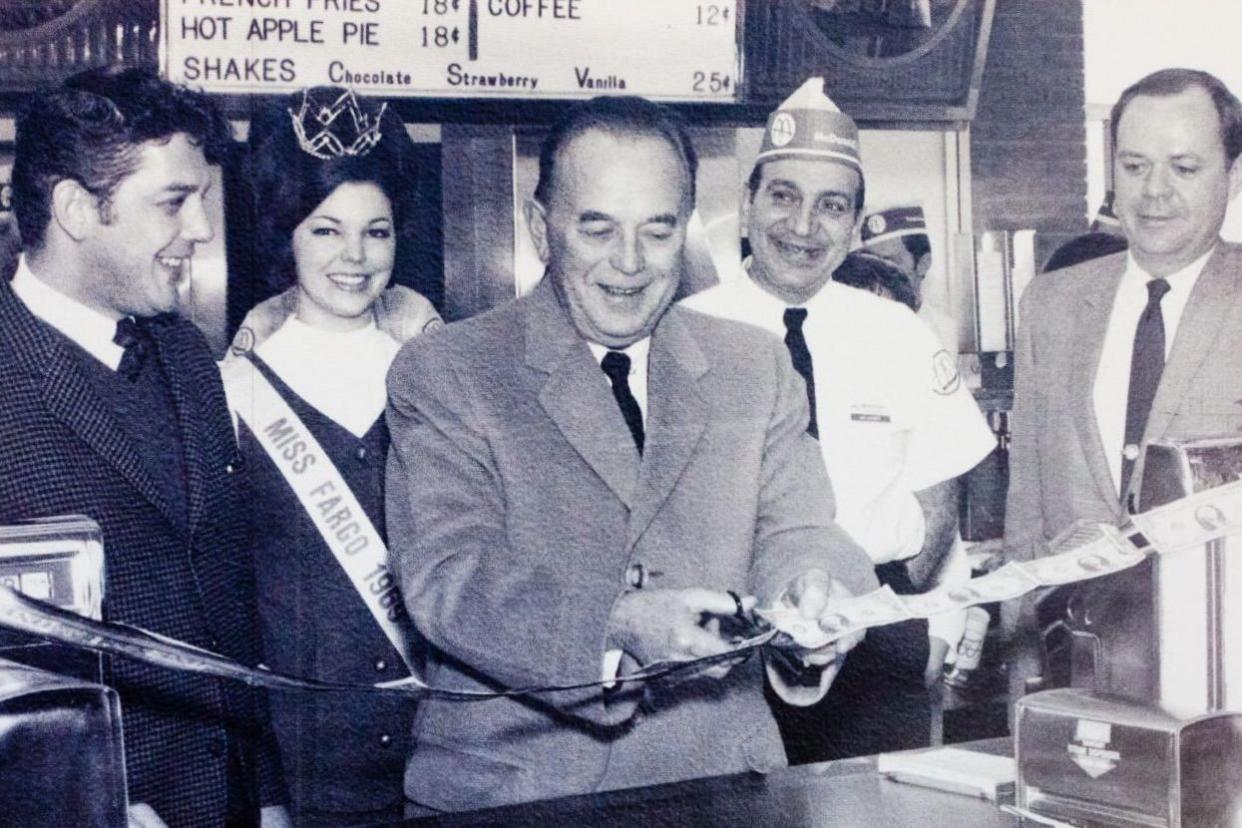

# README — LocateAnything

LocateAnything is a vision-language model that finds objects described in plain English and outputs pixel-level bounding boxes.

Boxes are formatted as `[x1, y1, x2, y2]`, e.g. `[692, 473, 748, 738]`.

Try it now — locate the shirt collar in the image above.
[1124, 245, 1215, 290]
[738, 256, 845, 316]
[11, 255, 125, 370]
[587, 336, 651, 371]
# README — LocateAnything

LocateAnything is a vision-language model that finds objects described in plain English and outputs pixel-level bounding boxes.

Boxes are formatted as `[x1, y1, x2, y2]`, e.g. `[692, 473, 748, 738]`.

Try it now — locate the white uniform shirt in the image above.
[1091, 248, 1211, 493]
[918, 302, 959, 359]
[685, 263, 995, 562]
[684, 264, 995, 647]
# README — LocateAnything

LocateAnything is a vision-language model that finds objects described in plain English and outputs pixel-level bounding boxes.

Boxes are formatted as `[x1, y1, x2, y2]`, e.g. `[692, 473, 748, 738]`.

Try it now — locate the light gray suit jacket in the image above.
[1005, 242, 1242, 560]
[385, 277, 877, 811]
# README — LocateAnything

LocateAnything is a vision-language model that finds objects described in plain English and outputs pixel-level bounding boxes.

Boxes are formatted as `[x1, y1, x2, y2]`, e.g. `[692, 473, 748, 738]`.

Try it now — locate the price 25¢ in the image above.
[692, 71, 732, 94]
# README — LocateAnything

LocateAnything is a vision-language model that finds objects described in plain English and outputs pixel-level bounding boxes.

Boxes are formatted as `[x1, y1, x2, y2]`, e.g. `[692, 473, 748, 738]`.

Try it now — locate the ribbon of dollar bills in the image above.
[1, 480, 1240, 698]
[756, 479, 1242, 649]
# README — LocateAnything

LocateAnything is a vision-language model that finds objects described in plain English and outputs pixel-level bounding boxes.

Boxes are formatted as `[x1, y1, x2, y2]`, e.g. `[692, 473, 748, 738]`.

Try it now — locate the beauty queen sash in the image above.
[223, 358, 419, 674]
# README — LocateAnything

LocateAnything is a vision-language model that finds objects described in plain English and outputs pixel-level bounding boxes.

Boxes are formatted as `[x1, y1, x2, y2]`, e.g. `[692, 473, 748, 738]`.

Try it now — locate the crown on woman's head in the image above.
[288, 88, 387, 160]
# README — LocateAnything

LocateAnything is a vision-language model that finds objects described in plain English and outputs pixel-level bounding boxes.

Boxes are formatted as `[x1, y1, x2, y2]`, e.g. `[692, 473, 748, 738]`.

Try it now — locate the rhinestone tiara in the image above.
[287, 88, 387, 160]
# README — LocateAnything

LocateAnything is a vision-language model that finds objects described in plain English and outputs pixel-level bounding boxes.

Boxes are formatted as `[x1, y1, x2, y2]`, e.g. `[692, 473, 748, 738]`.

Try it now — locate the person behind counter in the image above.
[0, 67, 289, 827]
[683, 77, 994, 764]
[1041, 192, 1130, 274]
[833, 250, 921, 311]
[385, 94, 878, 812]
[836, 246, 982, 684]
[856, 203, 959, 356]
[220, 87, 440, 826]
[1004, 67, 1242, 706]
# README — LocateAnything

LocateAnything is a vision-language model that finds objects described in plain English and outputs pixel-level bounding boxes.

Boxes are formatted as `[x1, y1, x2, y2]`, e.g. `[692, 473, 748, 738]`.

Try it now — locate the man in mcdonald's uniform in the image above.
[684, 77, 995, 762]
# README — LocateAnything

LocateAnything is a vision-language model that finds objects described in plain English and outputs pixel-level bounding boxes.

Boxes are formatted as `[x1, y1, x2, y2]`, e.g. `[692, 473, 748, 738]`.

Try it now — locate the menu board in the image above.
[161, 1, 741, 102]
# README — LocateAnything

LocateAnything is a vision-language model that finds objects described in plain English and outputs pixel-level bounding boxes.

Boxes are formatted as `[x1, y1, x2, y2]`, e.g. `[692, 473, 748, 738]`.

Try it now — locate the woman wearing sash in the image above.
[221, 87, 440, 826]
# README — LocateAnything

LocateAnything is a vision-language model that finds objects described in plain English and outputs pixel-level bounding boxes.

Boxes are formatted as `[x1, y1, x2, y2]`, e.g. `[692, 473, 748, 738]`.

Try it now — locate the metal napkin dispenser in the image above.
[0, 656, 128, 827]
[0, 516, 105, 683]
[1050, 437, 1242, 709]
[0, 515, 104, 617]
[1016, 688, 1242, 827]
[1138, 436, 1242, 512]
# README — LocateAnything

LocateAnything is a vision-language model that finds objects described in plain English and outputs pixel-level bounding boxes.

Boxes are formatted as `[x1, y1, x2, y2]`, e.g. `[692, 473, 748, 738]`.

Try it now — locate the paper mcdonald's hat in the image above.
[860, 205, 928, 246]
[756, 77, 861, 171]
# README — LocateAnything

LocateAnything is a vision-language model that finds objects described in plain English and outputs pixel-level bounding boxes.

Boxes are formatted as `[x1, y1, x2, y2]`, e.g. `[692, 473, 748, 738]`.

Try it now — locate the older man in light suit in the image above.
[1004, 68, 1242, 703]
[385, 96, 878, 812]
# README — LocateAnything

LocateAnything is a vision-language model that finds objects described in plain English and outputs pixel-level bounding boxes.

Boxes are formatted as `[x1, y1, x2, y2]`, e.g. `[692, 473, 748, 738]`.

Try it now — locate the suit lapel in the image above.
[1145, 243, 1242, 449]
[1071, 257, 1127, 506]
[626, 309, 708, 550]
[0, 280, 185, 537]
[527, 280, 640, 508]
[150, 321, 203, 537]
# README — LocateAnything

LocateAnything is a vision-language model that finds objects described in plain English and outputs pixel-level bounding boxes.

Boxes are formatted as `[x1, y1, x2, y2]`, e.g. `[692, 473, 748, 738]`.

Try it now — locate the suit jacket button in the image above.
[225, 463, 235, 474]
[374, 658, 387, 672]
[379, 733, 392, 747]
[625, 563, 646, 589]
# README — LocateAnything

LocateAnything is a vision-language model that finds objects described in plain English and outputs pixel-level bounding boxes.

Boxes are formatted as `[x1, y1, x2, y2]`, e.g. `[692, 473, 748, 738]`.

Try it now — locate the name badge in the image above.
[849, 403, 891, 424]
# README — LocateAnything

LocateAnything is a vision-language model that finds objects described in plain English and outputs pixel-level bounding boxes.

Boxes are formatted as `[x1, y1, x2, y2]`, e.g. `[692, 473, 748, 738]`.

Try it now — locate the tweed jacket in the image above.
[1005, 242, 1242, 560]
[385, 277, 878, 812]
[0, 277, 284, 826]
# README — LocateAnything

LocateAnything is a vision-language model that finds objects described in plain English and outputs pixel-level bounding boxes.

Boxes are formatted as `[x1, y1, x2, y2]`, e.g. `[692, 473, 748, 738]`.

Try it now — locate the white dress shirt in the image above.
[1092, 248, 1212, 492]
[587, 337, 651, 426]
[586, 337, 650, 683]
[11, 255, 125, 370]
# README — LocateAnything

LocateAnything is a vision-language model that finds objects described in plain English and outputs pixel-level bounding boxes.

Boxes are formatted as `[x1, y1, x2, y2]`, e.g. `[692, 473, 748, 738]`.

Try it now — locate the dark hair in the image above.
[833, 251, 919, 311]
[902, 233, 931, 264]
[1110, 68, 1242, 164]
[11, 66, 231, 251]
[1042, 231, 1129, 273]
[245, 87, 419, 295]
[747, 161, 866, 216]
[533, 95, 698, 209]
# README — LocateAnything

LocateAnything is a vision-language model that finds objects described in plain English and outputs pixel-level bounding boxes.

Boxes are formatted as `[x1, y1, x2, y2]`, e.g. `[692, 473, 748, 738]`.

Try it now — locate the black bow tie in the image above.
[113, 316, 151, 381]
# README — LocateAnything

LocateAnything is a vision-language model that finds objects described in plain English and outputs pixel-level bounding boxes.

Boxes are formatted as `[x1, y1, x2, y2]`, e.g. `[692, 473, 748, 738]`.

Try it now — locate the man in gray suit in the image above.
[1004, 68, 1242, 703]
[386, 96, 878, 811]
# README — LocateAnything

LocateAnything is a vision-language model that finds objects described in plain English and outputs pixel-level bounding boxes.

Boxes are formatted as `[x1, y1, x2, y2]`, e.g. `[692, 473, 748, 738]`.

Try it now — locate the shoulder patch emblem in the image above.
[230, 326, 255, 356]
[932, 349, 961, 395]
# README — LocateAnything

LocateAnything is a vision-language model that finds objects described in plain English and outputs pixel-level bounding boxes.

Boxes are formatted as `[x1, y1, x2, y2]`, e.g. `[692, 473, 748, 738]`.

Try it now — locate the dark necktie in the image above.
[1120, 278, 1171, 497]
[782, 307, 818, 439]
[113, 316, 151, 382]
[600, 351, 645, 455]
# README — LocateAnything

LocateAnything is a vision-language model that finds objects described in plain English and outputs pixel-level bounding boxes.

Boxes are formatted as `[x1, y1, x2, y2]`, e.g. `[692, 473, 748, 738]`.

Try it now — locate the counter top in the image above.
[402, 739, 1020, 827]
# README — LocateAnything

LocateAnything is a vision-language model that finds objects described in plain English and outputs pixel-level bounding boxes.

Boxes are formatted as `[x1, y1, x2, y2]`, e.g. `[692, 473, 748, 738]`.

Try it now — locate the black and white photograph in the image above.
[2, 1, 1242, 826]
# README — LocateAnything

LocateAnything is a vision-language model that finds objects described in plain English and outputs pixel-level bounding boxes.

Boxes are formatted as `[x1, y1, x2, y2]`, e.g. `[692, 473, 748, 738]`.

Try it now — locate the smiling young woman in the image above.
[219, 87, 441, 825]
